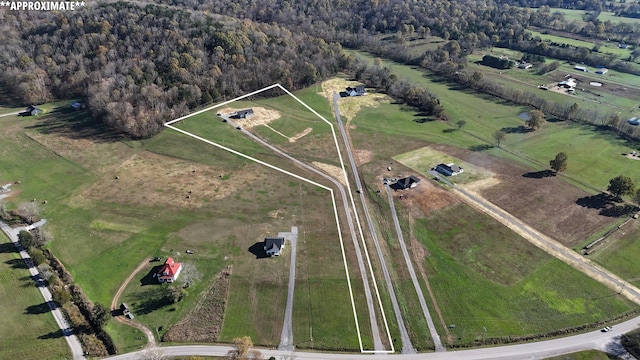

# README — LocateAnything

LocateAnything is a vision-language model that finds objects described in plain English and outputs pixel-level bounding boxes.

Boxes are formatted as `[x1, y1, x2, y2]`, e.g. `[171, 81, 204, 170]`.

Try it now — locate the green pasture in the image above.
[0, 233, 71, 360]
[527, 29, 631, 58]
[349, 50, 640, 191]
[589, 221, 640, 288]
[535, 7, 640, 25]
[416, 203, 635, 345]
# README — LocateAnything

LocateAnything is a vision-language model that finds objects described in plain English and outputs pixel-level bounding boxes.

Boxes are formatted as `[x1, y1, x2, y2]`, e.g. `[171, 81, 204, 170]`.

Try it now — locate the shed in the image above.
[236, 109, 254, 119]
[24, 105, 42, 116]
[264, 237, 285, 256]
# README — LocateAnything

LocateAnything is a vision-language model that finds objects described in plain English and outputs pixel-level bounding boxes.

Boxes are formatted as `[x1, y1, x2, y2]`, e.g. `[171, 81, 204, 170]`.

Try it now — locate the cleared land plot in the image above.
[163, 90, 379, 350]
[527, 29, 631, 58]
[0, 234, 71, 360]
[425, 143, 620, 247]
[414, 202, 634, 345]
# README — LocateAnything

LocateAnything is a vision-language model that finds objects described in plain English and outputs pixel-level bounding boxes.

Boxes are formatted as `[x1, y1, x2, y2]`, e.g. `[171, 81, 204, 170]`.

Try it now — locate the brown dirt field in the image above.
[353, 149, 374, 166]
[26, 131, 134, 175]
[381, 175, 459, 216]
[219, 107, 281, 128]
[430, 143, 619, 247]
[77, 151, 249, 209]
[163, 266, 233, 342]
[311, 161, 347, 185]
[289, 127, 313, 142]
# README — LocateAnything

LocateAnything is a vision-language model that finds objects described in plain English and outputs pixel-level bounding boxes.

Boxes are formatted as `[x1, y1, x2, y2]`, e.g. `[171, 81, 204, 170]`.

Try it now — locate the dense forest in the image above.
[0, 3, 349, 137]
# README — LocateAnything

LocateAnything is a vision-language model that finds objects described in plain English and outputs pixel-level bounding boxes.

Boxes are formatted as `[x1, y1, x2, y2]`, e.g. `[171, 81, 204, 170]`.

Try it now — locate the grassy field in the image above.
[0, 233, 72, 360]
[527, 29, 632, 58]
[546, 349, 619, 360]
[536, 7, 640, 25]
[0, 86, 379, 353]
[349, 50, 640, 192]
[415, 203, 634, 344]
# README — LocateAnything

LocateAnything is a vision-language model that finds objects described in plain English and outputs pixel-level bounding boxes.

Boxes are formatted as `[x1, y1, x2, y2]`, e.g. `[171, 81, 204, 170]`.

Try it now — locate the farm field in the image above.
[527, 29, 631, 58]
[0, 233, 72, 360]
[531, 7, 640, 25]
[0, 86, 380, 353]
[348, 50, 640, 193]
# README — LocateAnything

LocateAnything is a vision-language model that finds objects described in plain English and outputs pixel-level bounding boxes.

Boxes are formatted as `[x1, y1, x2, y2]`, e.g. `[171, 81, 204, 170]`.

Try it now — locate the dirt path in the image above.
[111, 256, 156, 347]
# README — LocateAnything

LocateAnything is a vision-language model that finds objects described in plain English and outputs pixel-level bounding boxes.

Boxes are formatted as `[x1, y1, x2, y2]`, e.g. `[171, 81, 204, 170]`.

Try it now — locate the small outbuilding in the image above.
[264, 237, 285, 256]
[70, 101, 82, 110]
[518, 63, 533, 69]
[628, 117, 640, 126]
[24, 105, 43, 116]
[595, 68, 608, 75]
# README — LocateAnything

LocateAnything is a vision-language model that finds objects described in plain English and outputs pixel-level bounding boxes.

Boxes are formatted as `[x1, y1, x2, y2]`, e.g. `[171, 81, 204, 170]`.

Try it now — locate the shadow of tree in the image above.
[600, 204, 638, 217]
[500, 125, 531, 134]
[576, 193, 613, 209]
[0, 242, 17, 253]
[522, 170, 555, 178]
[133, 288, 171, 315]
[5, 258, 28, 269]
[414, 118, 435, 123]
[24, 105, 121, 143]
[442, 128, 456, 133]
[248, 242, 269, 259]
[469, 144, 494, 151]
[38, 329, 65, 339]
[25, 302, 53, 315]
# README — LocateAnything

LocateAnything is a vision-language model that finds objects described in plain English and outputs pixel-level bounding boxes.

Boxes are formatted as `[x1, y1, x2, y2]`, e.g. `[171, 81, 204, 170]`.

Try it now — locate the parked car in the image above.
[601, 326, 612, 332]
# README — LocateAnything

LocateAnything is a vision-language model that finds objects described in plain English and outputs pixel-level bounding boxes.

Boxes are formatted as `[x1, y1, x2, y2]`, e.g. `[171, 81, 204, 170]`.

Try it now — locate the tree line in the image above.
[0, 3, 349, 138]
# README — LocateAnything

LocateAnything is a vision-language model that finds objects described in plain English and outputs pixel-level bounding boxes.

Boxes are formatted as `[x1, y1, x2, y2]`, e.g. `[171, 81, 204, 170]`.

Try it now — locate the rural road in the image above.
[384, 184, 444, 352]
[222, 114, 385, 351]
[428, 170, 640, 306]
[110, 256, 155, 347]
[0, 111, 21, 117]
[333, 91, 417, 354]
[104, 311, 640, 360]
[278, 226, 298, 351]
[0, 219, 86, 360]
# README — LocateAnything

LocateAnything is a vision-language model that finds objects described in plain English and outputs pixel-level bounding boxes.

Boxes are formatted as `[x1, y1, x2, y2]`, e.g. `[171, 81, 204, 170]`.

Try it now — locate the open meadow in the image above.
[0, 86, 380, 353]
[0, 233, 71, 360]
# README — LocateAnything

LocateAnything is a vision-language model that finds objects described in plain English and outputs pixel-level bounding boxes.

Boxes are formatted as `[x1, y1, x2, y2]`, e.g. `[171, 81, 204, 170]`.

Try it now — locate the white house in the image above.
[157, 257, 183, 283]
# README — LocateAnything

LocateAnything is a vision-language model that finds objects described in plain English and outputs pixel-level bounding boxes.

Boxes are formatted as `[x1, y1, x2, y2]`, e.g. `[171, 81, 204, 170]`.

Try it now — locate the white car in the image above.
[601, 326, 612, 332]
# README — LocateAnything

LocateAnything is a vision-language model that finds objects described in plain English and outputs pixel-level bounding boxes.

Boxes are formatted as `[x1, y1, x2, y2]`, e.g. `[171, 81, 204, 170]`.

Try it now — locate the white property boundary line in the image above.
[164, 83, 394, 353]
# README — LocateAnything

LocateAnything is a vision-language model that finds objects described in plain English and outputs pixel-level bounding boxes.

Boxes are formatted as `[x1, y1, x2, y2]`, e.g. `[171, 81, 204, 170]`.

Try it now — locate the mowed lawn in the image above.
[415, 203, 635, 345]
[0, 234, 71, 360]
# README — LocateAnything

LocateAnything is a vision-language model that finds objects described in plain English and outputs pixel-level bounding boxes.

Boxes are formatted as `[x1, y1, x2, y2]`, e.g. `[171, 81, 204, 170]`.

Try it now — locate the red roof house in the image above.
[157, 257, 183, 283]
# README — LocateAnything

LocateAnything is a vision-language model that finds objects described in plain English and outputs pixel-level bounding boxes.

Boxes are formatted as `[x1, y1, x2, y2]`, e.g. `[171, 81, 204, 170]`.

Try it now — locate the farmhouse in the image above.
[595, 68, 608, 75]
[264, 237, 285, 256]
[394, 175, 420, 190]
[236, 109, 254, 119]
[24, 105, 42, 116]
[435, 163, 464, 176]
[619, 43, 631, 49]
[157, 257, 183, 283]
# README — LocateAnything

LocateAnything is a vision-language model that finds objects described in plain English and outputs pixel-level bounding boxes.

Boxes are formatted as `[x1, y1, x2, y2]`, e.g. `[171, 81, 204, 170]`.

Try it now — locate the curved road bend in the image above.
[110, 256, 155, 347]
[105, 311, 640, 360]
[429, 170, 640, 305]
[384, 185, 445, 352]
[224, 117, 384, 351]
[333, 91, 418, 353]
[0, 220, 86, 360]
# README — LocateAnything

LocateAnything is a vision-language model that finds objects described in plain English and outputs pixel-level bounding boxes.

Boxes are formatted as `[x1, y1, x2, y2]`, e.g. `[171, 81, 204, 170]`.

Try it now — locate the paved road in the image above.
[384, 185, 444, 352]
[278, 226, 298, 351]
[0, 220, 86, 360]
[333, 92, 416, 353]
[429, 170, 640, 306]
[223, 114, 384, 351]
[0, 111, 21, 118]
[104, 311, 640, 360]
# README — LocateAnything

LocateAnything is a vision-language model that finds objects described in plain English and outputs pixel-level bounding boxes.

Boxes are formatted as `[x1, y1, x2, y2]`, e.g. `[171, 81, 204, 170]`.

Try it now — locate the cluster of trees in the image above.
[481, 55, 515, 69]
[0, 3, 349, 137]
[349, 59, 443, 117]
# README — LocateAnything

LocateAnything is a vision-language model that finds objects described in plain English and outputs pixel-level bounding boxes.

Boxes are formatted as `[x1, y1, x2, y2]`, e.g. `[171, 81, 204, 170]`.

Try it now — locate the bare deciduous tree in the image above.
[179, 262, 201, 288]
[16, 202, 40, 224]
